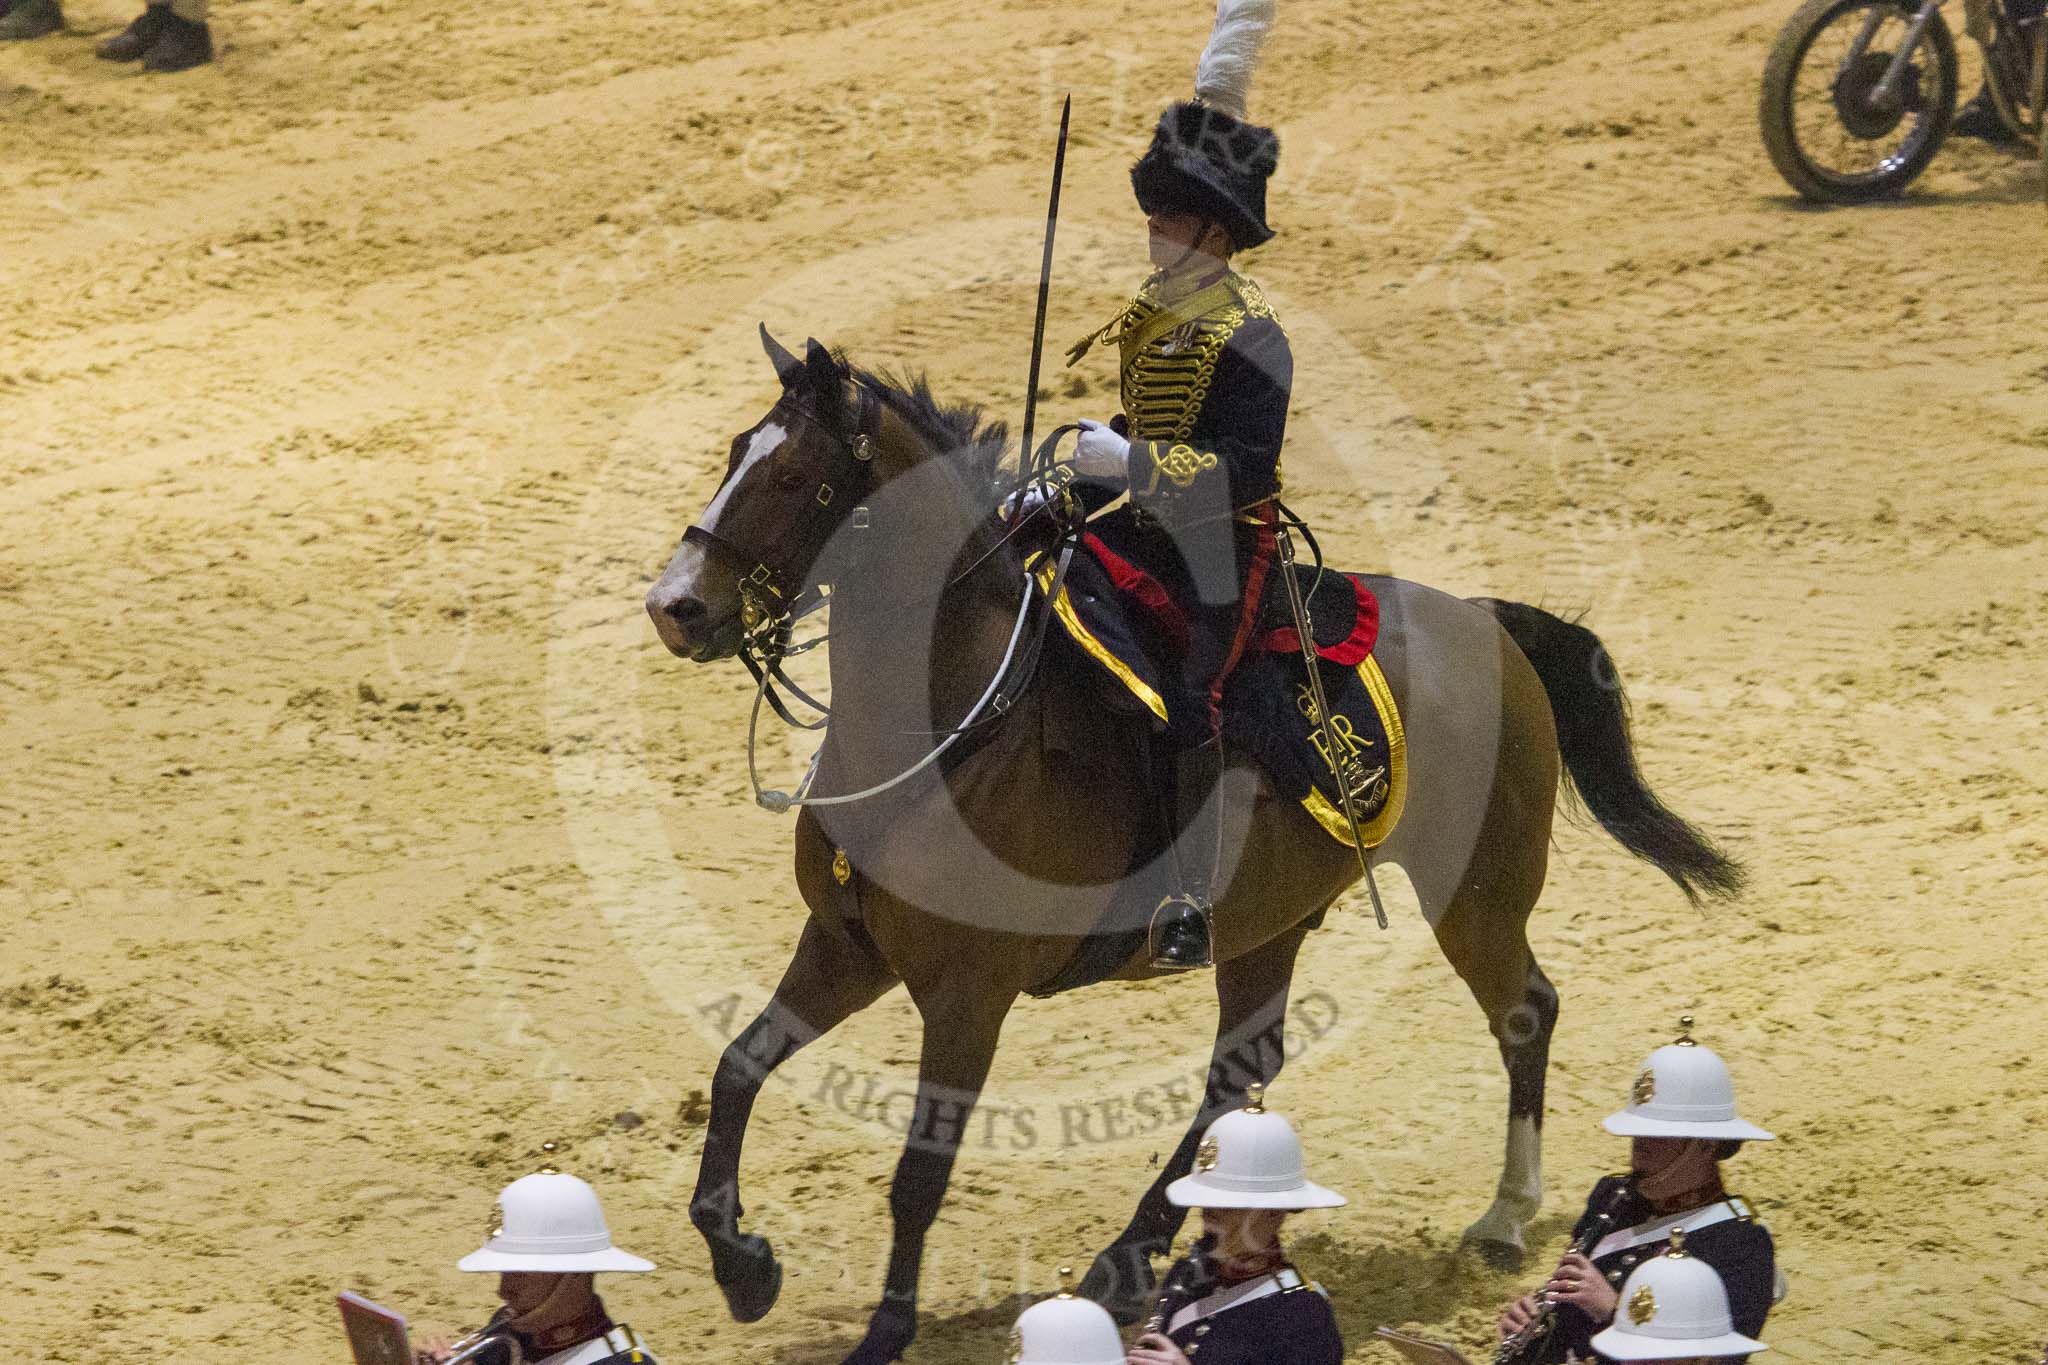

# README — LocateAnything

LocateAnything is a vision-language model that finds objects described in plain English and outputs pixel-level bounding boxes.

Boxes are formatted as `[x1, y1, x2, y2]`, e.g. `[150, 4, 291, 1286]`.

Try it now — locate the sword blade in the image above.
[1018, 94, 1072, 470]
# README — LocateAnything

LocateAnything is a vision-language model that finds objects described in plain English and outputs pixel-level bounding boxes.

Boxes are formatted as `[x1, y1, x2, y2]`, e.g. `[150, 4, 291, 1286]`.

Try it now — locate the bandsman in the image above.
[1496, 1019, 1779, 1365]
[1589, 1231, 1769, 1364]
[1009, 1267, 1128, 1365]
[1129, 1084, 1344, 1364]
[417, 1145, 661, 1365]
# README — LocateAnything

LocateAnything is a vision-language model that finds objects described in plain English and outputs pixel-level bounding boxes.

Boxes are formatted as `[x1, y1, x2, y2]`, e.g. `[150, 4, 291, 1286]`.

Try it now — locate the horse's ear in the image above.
[802, 337, 847, 409]
[760, 323, 803, 388]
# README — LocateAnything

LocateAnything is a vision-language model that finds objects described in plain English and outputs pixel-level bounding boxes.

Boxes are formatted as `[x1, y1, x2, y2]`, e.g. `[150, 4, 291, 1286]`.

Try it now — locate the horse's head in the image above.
[647, 325, 880, 661]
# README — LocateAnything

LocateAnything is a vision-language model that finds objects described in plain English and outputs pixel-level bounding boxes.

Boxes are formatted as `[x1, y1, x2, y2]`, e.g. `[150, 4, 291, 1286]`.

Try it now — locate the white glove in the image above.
[1071, 418, 1130, 484]
[998, 484, 1048, 518]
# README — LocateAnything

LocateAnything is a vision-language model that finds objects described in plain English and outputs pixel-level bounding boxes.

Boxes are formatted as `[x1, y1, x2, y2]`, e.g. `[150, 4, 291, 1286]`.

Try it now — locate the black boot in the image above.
[95, 3, 167, 60]
[1149, 739, 1221, 972]
[1951, 84, 2020, 143]
[1150, 893, 1212, 972]
[0, 0, 62, 40]
[141, 9, 210, 71]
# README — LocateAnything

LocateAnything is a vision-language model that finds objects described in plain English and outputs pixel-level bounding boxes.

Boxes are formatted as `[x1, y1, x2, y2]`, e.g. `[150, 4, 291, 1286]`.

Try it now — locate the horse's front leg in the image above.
[841, 985, 1013, 1365]
[692, 919, 898, 1323]
[1079, 920, 1311, 1321]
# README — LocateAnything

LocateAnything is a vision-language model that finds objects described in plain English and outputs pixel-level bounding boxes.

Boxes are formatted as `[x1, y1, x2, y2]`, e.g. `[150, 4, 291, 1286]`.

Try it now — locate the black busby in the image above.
[1130, 101, 1280, 250]
[1130, 0, 1280, 250]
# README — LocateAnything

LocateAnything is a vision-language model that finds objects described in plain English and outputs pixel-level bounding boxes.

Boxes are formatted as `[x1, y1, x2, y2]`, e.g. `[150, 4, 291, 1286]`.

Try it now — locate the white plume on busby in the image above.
[1193, 0, 1277, 119]
[1130, 0, 1284, 248]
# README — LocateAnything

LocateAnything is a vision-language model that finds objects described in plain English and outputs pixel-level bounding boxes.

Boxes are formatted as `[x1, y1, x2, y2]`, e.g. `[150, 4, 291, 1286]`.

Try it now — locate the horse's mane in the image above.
[852, 366, 1011, 484]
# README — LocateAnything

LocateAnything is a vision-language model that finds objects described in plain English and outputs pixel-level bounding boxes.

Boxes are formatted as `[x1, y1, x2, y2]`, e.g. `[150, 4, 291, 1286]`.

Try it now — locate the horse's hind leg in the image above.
[1432, 880, 1558, 1272]
[1078, 920, 1311, 1321]
[692, 918, 898, 1323]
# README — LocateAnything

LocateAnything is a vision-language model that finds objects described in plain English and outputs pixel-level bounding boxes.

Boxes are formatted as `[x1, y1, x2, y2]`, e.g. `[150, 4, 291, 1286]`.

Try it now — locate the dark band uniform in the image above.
[457, 1308, 660, 1365]
[1149, 1256, 1343, 1364]
[1069, 270, 1292, 740]
[1550, 1175, 1775, 1365]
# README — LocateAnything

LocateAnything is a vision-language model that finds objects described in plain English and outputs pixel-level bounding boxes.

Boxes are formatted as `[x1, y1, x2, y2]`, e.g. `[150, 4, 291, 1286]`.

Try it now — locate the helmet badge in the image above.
[1632, 1068, 1657, 1106]
[1197, 1136, 1220, 1172]
[1628, 1284, 1658, 1326]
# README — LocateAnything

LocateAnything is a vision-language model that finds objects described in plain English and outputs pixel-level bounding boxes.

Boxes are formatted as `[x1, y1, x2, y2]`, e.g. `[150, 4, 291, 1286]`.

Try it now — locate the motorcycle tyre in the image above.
[1761, 0, 1960, 203]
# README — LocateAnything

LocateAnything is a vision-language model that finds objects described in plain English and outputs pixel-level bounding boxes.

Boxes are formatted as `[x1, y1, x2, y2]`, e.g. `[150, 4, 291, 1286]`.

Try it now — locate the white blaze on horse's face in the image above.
[646, 415, 791, 659]
[700, 419, 789, 535]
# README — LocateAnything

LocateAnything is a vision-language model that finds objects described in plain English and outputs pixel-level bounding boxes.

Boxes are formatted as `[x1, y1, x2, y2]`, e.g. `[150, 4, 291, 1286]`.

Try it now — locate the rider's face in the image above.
[1148, 211, 1221, 271]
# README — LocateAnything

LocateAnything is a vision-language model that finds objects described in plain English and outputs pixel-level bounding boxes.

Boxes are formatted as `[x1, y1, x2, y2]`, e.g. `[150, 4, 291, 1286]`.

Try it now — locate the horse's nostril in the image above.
[648, 586, 704, 627]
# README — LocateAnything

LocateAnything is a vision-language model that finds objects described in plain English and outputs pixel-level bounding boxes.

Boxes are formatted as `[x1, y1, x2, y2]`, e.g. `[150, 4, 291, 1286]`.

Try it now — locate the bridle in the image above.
[681, 378, 884, 641]
[675, 384, 1085, 813]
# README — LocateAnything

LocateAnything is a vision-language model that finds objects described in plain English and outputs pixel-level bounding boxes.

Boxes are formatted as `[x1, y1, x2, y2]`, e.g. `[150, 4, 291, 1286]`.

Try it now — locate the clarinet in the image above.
[1495, 1178, 1637, 1365]
[1142, 1235, 1220, 1338]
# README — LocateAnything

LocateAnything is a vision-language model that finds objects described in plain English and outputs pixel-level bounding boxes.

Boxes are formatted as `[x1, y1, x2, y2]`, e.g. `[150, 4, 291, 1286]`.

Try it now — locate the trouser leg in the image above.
[1149, 735, 1220, 971]
[1150, 515, 1276, 971]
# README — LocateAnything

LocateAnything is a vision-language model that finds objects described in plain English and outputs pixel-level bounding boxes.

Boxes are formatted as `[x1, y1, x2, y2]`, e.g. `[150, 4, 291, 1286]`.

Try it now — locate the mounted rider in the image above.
[1063, 0, 1290, 973]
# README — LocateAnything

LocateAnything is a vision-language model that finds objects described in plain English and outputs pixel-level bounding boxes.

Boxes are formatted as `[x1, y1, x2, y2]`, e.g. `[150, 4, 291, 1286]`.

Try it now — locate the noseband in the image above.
[682, 380, 883, 632]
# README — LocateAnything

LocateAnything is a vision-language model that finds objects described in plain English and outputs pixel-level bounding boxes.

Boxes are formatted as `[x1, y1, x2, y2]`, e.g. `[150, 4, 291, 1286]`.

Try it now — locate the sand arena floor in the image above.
[4, 0, 2047, 1360]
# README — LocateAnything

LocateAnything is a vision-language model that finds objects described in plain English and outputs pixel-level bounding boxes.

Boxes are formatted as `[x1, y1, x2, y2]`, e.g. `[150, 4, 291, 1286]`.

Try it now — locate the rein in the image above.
[700, 401, 1085, 812]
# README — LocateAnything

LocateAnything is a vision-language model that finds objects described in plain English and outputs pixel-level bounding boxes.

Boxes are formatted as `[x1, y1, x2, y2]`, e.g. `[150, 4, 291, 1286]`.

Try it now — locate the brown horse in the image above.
[645, 328, 1742, 1365]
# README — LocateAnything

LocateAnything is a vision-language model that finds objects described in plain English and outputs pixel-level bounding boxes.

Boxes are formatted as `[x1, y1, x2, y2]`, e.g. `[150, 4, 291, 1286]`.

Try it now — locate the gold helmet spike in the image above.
[1675, 1014, 1698, 1047]
[1666, 1226, 1688, 1258]
[536, 1140, 562, 1176]
[1056, 1265, 1077, 1299]
[1244, 1082, 1266, 1114]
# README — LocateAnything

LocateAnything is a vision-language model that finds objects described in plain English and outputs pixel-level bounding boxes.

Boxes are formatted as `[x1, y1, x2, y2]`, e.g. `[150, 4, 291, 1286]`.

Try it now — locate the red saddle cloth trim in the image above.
[1255, 572, 1380, 666]
[1080, 532, 1190, 652]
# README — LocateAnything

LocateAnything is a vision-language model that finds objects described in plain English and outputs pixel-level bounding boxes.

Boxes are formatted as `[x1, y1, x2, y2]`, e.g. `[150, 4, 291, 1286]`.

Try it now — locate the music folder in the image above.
[337, 1290, 414, 1365]
[1374, 1325, 1476, 1365]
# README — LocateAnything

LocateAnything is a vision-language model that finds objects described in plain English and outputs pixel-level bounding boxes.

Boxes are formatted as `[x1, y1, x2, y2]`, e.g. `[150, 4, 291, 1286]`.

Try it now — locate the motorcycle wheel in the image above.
[1761, 0, 1959, 203]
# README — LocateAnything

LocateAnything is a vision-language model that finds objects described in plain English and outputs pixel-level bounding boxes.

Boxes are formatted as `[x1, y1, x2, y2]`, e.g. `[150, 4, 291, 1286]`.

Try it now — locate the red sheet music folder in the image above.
[337, 1290, 414, 1365]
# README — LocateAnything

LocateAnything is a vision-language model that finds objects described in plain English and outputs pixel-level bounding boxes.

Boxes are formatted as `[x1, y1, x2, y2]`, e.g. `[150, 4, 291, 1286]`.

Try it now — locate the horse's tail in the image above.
[1477, 598, 1745, 906]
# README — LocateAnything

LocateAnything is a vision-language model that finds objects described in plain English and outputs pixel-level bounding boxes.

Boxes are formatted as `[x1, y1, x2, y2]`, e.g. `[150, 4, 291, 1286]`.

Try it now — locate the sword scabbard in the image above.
[1277, 525, 1387, 927]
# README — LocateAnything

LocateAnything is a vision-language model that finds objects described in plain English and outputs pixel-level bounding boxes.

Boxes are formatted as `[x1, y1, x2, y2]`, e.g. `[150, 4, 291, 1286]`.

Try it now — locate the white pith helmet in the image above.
[1590, 1231, 1769, 1360]
[1165, 1084, 1345, 1210]
[1603, 1017, 1774, 1142]
[1007, 1266, 1124, 1365]
[458, 1143, 655, 1273]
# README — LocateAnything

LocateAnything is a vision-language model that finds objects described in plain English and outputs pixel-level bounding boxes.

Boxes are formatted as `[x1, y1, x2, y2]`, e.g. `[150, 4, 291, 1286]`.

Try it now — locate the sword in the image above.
[1275, 524, 1388, 929]
[1017, 94, 1071, 479]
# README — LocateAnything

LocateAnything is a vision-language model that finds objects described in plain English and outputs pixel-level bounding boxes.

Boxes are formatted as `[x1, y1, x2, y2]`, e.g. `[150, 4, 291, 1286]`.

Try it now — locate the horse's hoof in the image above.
[1466, 1236, 1526, 1274]
[839, 1299, 916, 1365]
[716, 1233, 784, 1323]
[1079, 1246, 1155, 1325]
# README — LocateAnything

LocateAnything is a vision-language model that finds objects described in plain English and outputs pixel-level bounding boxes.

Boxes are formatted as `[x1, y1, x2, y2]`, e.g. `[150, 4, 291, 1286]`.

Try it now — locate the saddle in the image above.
[1030, 534, 1407, 853]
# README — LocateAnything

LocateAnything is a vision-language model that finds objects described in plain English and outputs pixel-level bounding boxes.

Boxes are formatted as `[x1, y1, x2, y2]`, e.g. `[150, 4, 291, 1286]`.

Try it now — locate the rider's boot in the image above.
[95, 2, 167, 59]
[1952, 82, 2021, 142]
[1150, 737, 1221, 972]
[140, 8, 211, 71]
[0, 0, 62, 40]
